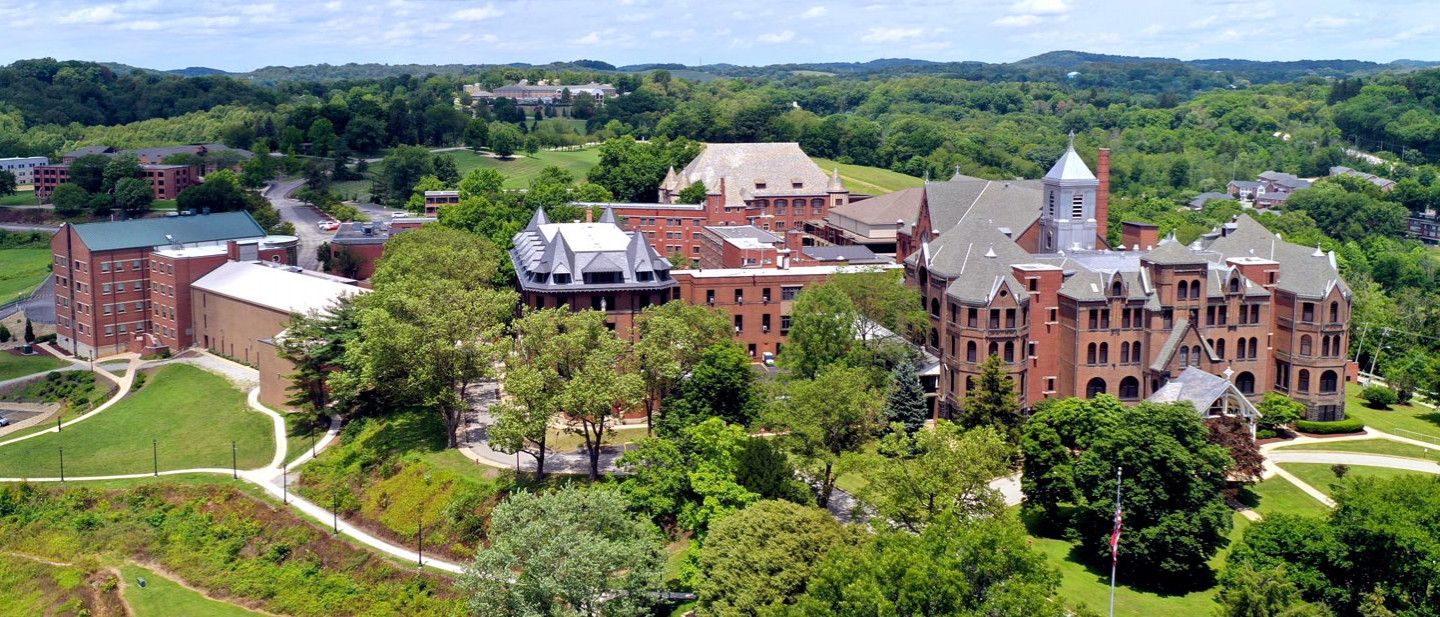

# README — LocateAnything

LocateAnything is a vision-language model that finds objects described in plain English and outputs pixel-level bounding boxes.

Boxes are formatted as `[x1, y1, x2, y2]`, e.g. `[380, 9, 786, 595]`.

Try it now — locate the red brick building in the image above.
[51, 212, 297, 358]
[325, 218, 434, 282]
[905, 142, 1354, 421]
[34, 163, 198, 202]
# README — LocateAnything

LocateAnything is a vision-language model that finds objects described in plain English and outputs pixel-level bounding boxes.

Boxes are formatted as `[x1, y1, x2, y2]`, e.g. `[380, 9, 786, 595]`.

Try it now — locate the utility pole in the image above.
[1367, 327, 1391, 379]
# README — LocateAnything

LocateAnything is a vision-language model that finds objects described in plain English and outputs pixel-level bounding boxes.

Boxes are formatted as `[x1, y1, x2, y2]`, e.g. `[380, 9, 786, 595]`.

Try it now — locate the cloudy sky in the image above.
[2, 0, 1436, 71]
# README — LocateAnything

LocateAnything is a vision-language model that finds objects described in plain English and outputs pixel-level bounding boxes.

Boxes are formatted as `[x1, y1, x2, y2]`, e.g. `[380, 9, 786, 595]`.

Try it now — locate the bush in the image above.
[1256, 429, 1278, 440]
[1295, 419, 1366, 434]
[1361, 385, 1398, 409]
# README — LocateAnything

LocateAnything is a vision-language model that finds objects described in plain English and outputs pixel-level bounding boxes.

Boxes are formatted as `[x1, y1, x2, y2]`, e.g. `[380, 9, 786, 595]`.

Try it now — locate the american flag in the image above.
[1109, 505, 1123, 564]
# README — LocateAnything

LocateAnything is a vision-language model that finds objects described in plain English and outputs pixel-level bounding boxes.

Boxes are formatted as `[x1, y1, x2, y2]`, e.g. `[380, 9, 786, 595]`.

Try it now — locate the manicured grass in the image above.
[1273, 438, 1438, 460]
[1342, 384, 1440, 444]
[449, 149, 601, 189]
[544, 425, 637, 453]
[119, 563, 267, 617]
[1279, 463, 1430, 497]
[1238, 477, 1330, 518]
[283, 413, 329, 466]
[149, 199, 177, 211]
[0, 247, 52, 301]
[0, 364, 273, 478]
[810, 157, 925, 195]
[0, 351, 67, 381]
[0, 189, 36, 206]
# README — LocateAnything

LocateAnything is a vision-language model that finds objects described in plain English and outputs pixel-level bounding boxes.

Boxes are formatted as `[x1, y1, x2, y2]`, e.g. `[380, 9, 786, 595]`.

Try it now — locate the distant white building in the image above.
[0, 156, 48, 185]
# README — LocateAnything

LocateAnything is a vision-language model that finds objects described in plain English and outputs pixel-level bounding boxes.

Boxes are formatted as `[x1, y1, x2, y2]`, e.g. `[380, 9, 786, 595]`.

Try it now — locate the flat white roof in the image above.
[540, 222, 632, 252]
[673, 263, 901, 278]
[193, 261, 367, 315]
[153, 245, 228, 259]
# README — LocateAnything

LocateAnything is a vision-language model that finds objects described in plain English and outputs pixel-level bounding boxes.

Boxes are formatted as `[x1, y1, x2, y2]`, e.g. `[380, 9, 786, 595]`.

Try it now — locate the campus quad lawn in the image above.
[449, 149, 601, 189]
[0, 189, 36, 206]
[119, 563, 267, 617]
[0, 247, 52, 300]
[0, 364, 273, 478]
[809, 157, 925, 195]
[1237, 477, 1330, 518]
[1341, 383, 1440, 443]
[1273, 438, 1437, 460]
[1278, 463, 1432, 497]
[0, 351, 67, 382]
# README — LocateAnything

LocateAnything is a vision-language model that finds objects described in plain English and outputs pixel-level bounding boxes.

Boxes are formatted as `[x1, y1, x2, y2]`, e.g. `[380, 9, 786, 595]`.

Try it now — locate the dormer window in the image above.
[1111, 281, 1122, 296]
[553, 273, 571, 284]
[637, 271, 653, 282]
[791, 182, 803, 189]
[755, 181, 767, 190]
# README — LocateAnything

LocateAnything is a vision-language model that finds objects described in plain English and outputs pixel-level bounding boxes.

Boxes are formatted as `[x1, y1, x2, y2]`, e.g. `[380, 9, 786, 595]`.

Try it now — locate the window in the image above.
[1191, 345, 1202, 366]
[734, 315, 743, 333]
[706, 289, 715, 305]
[1132, 341, 1142, 364]
[1119, 377, 1140, 400]
[1005, 308, 1016, 328]
[1178, 282, 1188, 300]
[736, 289, 745, 305]
[930, 298, 940, 317]
[1003, 342, 1015, 362]
[102, 283, 111, 295]
[1215, 339, 1225, 359]
[1100, 309, 1110, 329]
[1320, 370, 1338, 394]
[1098, 343, 1109, 364]
[1329, 301, 1339, 322]
[1121, 342, 1131, 364]
[1189, 280, 1201, 299]
[1086, 378, 1106, 399]
[101, 262, 109, 273]
[1298, 369, 1311, 393]
[1236, 372, 1255, 395]
[1321, 336, 1330, 357]
[1071, 193, 1085, 219]
[1249, 337, 1259, 359]
[1300, 335, 1313, 357]
[782, 286, 801, 301]
[1301, 302, 1315, 322]
[781, 315, 792, 333]
[1218, 306, 1227, 325]
[1111, 281, 1122, 296]
[989, 310, 1000, 329]
[1088, 343, 1098, 365]
[1250, 304, 1260, 323]
[1229, 277, 1240, 293]
[967, 308, 978, 328]
[1180, 346, 1190, 367]
[1029, 278, 1038, 292]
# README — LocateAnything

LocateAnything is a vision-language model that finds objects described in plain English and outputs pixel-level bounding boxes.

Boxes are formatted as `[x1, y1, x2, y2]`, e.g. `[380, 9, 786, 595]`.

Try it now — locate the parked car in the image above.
[0, 416, 10, 427]
[317, 220, 340, 231]
[391, 211, 410, 218]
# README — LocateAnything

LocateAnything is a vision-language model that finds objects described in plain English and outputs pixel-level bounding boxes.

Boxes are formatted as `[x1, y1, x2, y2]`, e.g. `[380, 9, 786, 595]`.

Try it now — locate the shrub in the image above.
[1256, 429, 1278, 440]
[1361, 385, 1398, 409]
[1331, 464, 1350, 479]
[1295, 419, 1366, 434]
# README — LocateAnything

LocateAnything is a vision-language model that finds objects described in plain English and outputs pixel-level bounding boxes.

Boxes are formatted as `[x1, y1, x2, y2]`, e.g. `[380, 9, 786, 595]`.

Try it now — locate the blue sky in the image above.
[2, 0, 1436, 71]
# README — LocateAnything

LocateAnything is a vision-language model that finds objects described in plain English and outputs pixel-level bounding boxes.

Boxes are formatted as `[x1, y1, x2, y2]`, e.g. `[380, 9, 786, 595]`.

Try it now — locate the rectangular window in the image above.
[102, 283, 111, 295]
[781, 315, 792, 332]
[1301, 302, 1315, 322]
[989, 310, 1001, 329]
[734, 315, 743, 333]
[1005, 308, 1016, 328]
[1089, 310, 1098, 330]
[967, 308, 978, 328]
[782, 286, 801, 301]
[101, 262, 109, 273]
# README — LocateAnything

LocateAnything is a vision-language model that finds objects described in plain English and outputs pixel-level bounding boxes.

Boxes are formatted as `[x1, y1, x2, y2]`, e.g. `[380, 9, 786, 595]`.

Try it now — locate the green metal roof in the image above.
[71, 211, 266, 252]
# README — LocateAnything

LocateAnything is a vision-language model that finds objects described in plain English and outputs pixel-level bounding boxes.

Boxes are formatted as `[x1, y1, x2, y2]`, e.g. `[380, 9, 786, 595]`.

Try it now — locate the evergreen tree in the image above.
[0, 324, 10, 343]
[884, 359, 928, 435]
[23, 319, 34, 344]
[961, 353, 1022, 445]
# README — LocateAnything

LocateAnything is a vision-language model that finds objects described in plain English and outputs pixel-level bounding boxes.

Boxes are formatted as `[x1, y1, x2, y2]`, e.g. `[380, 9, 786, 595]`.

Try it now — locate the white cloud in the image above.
[116, 19, 162, 30]
[571, 30, 607, 45]
[860, 27, 924, 43]
[992, 14, 1041, 27]
[801, 6, 827, 19]
[1009, 0, 1069, 15]
[758, 30, 795, 44]
[618, 12, 653, 23]
[651, 28, 696, 40]
[324, 1, 342, 10]
[1305, 15, 1352, 31]
[452, 4, 502, 21]
[59, 6, 121, 24]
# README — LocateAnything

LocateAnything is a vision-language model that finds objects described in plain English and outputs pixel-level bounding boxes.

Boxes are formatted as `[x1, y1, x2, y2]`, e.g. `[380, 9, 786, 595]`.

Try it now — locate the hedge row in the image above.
[1295, 419, 1366, 434]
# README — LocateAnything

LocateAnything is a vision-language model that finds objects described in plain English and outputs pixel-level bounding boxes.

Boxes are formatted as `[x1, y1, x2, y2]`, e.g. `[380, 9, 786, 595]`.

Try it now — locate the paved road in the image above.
[0, 224, 59, 233]
[1267, 451, 1440, 474]
[0, 275, 56, 324]
[265, 180, 327, 270]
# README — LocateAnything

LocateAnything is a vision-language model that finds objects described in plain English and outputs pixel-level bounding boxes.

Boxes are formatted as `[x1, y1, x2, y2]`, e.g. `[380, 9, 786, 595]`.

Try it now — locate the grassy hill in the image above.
[810, 157, 925, 195]
[451, 149, 601, 189]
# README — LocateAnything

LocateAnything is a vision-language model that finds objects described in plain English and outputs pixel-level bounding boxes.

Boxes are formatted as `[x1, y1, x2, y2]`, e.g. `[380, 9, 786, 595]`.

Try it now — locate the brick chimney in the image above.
[1121, 222, 1159, 251]
[585, 208, 593, 223]
[226, 240, 241, 261]
[1096, 148, 1110, 245]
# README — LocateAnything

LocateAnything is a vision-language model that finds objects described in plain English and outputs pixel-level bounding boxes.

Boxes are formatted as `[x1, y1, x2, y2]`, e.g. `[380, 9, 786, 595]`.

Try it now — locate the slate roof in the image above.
[69, 211, 266, 252]
[802, 245, 888, 264]
[1141, 238, 1208, 266]
[1044, 142, 1097, 182]
[828, 187, 924, 226]
[63, 146, 116, 158]
[1148, 367, 1260, 421]
[922, 178, 1043, 238]
[1188, 192, 1234, 208]
[511, 207, 677, 293]
[1202, 214, 1350, 300]
[674, 143, 834, 207]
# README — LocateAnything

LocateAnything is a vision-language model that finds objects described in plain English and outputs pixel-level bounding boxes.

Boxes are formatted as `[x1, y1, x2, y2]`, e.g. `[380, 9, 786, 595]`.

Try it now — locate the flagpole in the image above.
[1109, 466, 1123, 617]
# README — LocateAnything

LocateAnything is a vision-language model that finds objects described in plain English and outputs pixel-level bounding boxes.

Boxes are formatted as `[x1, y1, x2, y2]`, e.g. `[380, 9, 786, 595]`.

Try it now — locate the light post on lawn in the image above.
[282, 463, 288, 505]
[231, 441, 237, 479]
[332, 489, 339, 535]
[152, 439, 158, 477]
[417, 504, 424, 569]
[58, 446, 64, 482]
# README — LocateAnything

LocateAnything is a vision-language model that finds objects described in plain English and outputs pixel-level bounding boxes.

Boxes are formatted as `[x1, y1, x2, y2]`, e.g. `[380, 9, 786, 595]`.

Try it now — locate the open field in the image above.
[1239, 477, 1330, 518]
[0, 364, 273, 478]
[0, 247, 52, 300]
[0, 190, 36, 206]
[1273, 437, 1437, 460]
[119, 563, 267, 617]
[0, 351, 67, 382]
[1279, 462, 1429, 497]
[449, 148, 601, 188]
[1342, 384, 1440, 444]
[810, 157, 925, 195]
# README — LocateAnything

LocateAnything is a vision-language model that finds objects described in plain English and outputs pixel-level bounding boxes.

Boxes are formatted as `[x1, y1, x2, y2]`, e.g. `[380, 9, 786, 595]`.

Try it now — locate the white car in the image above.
[317, 221, 340, 231]
[391, 211, 410, 218]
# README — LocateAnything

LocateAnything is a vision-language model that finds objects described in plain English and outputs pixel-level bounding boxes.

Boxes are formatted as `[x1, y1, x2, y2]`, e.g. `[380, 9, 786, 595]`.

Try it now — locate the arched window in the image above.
[1190, 280, 1201, 299]
[1120, 342, 1131, 364]
[1112, 280, 1123, 296]
[1098, 343, 1109, 364]
[1191, 345, 1202, 366]
[1087, 343, 1098, 365]
[1249, 337, 1259, 358]
[755, 199, 768, 209]
[930, 298, 940, 317]
[966, 341, 977, 362]
[1236, 340, 1247, 360]
[1004, 341, 1015, 362]
[989, 342, 999, 358]
[1179, 347, 1190, 367]
[811, 198, 825, 209]
[1178, 282, 1188, 300]
[1236, 371, 1256, 395]
[1086, 377, 1107, 398]
[774, 198, 787, 209]
[965, 376, 975, 393]
[1329, 301, 1339, 322]
[918, 267, 929, 289]
[1216, 339, 1226, 359]
[1133, 341, 1142, 363]
[929, 328, 939, 348]
[1300, 335, 1312, 357]
[1119, 376, 1140, 399]
[1229, 277, 1240, 293]
[1322, 337, 1330, 357]
[1298, 369, 1311, 393]
[1320, 370, 1338, 394]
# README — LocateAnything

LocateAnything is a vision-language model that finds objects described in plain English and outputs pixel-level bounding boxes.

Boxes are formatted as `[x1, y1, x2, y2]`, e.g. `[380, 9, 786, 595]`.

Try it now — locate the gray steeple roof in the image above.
[1044, 134, 1097, 182]
[525, 206, 550, 231]
[599, 205, 619, 224]
[827, 168, 846, 193]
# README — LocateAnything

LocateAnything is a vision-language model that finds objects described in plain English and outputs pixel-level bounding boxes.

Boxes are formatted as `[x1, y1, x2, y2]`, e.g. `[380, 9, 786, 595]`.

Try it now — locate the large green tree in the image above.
[1214, 564, 1333, 617]
[857, 421, 1011, 532]
[884, 358, 928, 435]
[772, 365, 884, 507]
[585, 136, 703, 203]
[633, 301, 733, 434]
[655, 342, 760, 438]
[274, 295, 360, 413]
[488, 122, 523, 158]
[50, 183, 89, 217]
[697, 500, 844, 617]
[378, 145, 434, 206]
[112, 177, 152, 216]
[960, 353, 1023, 445]
[780, 282, 859, 380]
[462, 486, 665, 617]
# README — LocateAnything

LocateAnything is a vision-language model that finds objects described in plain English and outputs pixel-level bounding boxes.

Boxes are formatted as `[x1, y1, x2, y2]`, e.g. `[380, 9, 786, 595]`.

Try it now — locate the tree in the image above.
[960, 353, 1023, 446]
[0, 324, 10, 343]
[461, 486, 665, 617]
[488, 122, 522, 158]
[307, 117, 338, 157]
[432, 153, 460, 186]
[523, 135, 540, 158]
[773, 365, 884, 507]
[333, 227, 515, 447]
[857, 421, 1011, 531]
[787, 515, 1070, 617]
[67, 154, 109, 193]
[780, 283, 859, 380]
[50, 183, 89, 217]
[1207, 415, 1265, 483]
[1257, 392, 1306, 432]
[458, 167, 505, 199]
[560, 314, 644, 480]
[697, 500, 844, 617]
[176, 170, 248, 213]
[884, 359, 928, 435]
[586, 136, 703, 203]
[111, 177, 152, 216]
[0, 170, 16, 197]
[463, 118, 489, 152]
[677, 180, 708, 204]
[1214, 564, 1333, 617]
[378, 145, 434, 206]
[1360, 385, 1397, 409]
[655, 342, 759, 438]
[829, 268, 928, 343]
[632, 301, 732, 433]
[274, 296, 360, 413]
[101, 153, 143, 194]
[23, 319, 34, 344]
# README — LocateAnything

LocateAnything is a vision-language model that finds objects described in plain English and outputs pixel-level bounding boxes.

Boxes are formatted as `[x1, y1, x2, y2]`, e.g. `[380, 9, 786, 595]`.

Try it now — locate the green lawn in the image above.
[0, 352, 67, 381]
[1273, 438, 1438, 460]
[0, 364, 273, 478]
[810, 157, 925, 195]
[0, 189, 36, 206]
[119, 563, 267, 617]
[1238, 477, 1330, 518]
[283, 413, 328, 466]
[0, 248, 52, 301]
[449, 149, 601, 188]
[1279, 463, 1430, 497]
[1341, 384, 1440, 444]
[149, 199, 177, 211]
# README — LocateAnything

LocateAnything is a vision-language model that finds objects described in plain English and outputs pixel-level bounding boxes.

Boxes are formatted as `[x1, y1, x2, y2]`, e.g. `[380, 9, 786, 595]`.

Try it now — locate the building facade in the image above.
[34, 163, 198, 202]
[906, 143, 1353, 421]
[0, 157, 48, 185]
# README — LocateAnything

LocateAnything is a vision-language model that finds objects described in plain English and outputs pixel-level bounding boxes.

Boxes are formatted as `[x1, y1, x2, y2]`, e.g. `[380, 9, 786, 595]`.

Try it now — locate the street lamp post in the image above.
[417, 505, 424, 569]
[58, 447, 64, 482]
[332, 489, 339, 535]
[231, 441, 237, 479]
[282, 464, 288, 504]
[152, 439, 158, 477]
